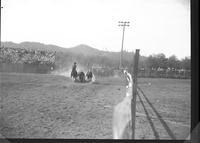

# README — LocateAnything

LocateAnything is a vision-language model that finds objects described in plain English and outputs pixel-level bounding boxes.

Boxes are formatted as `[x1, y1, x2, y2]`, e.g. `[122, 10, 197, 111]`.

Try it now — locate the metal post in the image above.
[118, 21, 130, 69]
[131, 49, 140, 139]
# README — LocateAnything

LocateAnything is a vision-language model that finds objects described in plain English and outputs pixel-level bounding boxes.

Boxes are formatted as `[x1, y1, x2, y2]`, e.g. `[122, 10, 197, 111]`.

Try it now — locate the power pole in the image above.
[118, 21, 130, 69]
[1, 1, 3, 45]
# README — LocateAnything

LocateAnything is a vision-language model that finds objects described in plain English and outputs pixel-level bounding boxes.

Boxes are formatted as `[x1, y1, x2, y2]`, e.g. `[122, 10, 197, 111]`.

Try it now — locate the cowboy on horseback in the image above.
[86, 69, 93, 80]
[71, 62, 78, 79]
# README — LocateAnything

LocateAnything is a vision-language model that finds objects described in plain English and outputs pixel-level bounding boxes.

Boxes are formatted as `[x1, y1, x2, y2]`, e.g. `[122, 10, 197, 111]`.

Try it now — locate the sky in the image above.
[1, 0, 190, 59]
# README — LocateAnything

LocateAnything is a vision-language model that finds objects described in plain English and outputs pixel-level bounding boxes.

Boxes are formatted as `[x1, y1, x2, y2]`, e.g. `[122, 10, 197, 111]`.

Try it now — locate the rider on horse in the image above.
[86, 69, 93, 80]
[71, 62, 77, 78]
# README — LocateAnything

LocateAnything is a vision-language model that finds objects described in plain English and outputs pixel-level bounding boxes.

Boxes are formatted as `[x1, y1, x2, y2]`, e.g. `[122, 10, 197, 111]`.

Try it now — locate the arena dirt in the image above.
[0, 73, 190, 139]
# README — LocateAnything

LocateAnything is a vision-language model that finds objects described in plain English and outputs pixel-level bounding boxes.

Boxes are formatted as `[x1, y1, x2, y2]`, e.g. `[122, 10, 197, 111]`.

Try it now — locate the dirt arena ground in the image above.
[0, 72, 190, 139]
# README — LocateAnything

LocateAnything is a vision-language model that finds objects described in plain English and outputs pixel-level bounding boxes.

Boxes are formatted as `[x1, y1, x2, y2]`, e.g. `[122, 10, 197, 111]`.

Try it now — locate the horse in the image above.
[77, 71, 85, 82]
[71, 69, 78, 79]
[86, 71, 93, 81]
[71, 70, 85, 82]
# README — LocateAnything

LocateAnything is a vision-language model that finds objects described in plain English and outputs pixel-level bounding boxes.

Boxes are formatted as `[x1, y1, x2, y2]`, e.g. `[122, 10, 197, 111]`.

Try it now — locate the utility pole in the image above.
[118, 21, 130, 69]
[1, 1, 3, 46]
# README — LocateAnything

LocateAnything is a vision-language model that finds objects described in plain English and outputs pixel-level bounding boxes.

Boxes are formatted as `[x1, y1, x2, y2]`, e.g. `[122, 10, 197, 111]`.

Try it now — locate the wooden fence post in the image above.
[131, 49, 140, 139]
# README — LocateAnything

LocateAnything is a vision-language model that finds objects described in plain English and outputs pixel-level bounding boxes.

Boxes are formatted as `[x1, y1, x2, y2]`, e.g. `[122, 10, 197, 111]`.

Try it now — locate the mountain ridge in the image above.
[1, 41, 103, 56]
[1, 41, 124, 56]
[1, 41, 146, 62]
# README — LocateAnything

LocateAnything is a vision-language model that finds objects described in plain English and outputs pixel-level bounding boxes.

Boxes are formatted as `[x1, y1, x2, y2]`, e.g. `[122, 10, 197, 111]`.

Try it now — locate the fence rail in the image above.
[91, 67, 190, 79]
[138, 69, 191, 79]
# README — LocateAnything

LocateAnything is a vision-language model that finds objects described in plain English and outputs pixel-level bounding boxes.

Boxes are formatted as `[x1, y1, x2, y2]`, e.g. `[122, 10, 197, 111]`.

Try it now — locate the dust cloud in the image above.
[51, 64, 89, 77]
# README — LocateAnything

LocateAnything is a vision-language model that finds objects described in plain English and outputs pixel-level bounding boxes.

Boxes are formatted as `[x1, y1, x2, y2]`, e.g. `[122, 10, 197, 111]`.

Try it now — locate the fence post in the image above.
[131, 49, 140, 139]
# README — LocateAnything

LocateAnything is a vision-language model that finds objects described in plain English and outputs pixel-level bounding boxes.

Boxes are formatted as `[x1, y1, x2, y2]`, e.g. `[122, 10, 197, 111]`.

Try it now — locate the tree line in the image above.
[143, 53, 190, 71]
[0, 46, 190, 78]
[138, 54, 190, 78]
[55, 51, 191, 78]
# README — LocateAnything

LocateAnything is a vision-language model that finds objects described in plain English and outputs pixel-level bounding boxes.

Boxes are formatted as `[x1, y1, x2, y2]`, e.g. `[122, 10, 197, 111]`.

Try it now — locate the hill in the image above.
[1, 42, 105, 57]
[1, 41, 65, 52]
[1, 41, 137, 57]
[67, 44, 101, 56]
[1, 41, 147, 69]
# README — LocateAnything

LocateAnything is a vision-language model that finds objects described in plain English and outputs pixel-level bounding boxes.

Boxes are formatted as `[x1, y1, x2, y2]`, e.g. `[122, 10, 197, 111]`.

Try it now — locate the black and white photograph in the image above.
[0, 0, 192, 140]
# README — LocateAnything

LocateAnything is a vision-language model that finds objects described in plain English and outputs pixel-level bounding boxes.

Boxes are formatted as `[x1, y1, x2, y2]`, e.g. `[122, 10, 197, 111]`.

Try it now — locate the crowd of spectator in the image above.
[0, 46, 56, 65]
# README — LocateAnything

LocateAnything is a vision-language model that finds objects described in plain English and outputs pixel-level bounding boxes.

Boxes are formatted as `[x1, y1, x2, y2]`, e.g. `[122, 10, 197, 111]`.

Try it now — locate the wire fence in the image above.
[134, 86, 190, 139]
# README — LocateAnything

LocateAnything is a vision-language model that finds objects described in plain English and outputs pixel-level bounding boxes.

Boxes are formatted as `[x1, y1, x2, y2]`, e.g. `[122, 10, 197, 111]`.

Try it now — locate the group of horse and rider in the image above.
[70, 62, 94, 83]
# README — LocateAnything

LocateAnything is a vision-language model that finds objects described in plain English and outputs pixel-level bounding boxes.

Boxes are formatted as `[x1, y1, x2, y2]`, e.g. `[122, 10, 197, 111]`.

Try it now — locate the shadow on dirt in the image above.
[92, 81, 111, 85]
[137, 92, 160, 139]
[137, 86, 177, 139]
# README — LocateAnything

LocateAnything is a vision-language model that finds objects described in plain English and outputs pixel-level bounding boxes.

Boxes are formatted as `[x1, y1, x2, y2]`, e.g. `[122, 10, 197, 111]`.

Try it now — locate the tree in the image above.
[181, 57, 191, 70]
[155, 53, 168, 70]
[167, 55, 180, 70]
[146, 55, 158, 70]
